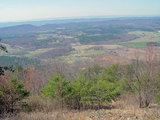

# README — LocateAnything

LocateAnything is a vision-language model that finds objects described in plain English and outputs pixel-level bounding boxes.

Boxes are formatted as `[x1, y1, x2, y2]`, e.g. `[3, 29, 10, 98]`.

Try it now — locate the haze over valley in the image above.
[0, 17, 160, 66]
[1, 0, 160, 119]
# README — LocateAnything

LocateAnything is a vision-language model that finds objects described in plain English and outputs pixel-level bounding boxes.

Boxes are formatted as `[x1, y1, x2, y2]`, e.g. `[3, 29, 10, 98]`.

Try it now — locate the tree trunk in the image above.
[144, 99, 149, 107]
[144, 93, 150, 107]
[138, 91, 143, 108]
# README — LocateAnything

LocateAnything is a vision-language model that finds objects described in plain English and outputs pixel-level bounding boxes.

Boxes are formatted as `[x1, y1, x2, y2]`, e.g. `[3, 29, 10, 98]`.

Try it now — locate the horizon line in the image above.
[1, 14, 160, 23]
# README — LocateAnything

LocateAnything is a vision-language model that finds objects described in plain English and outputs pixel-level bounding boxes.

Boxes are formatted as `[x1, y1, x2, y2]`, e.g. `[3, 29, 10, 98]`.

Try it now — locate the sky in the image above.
[0, 0, 160, 22]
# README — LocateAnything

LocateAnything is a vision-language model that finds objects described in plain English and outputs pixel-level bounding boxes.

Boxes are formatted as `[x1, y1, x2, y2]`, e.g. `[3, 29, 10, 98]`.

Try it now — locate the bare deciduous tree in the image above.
[125, 45, 159, 108]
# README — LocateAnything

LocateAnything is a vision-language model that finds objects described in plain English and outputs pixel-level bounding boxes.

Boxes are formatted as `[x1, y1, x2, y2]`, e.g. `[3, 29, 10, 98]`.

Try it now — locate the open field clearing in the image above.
[128, 31, 160, 43]
[0, 43, 22, 56]
[72, 44, 123, 50]
[56, 45, 160, 64]
[122, 42, 146, 47]
[37, 34, 59, 40]
[122, 31, 160, 47]
[56, 49, 105, 63]
[24, 48, 54, 57]
[55, 44, 123, 63]
[37, 34, 73, 40]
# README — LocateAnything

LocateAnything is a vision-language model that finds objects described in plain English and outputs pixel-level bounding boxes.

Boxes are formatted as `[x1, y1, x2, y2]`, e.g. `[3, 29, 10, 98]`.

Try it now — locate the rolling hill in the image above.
[0, 17, 160, 65]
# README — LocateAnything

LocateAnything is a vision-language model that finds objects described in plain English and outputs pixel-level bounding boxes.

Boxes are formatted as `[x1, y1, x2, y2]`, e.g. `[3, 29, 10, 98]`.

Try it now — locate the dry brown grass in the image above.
[108, 99, 160, 120]
[0, 110, 93, 120]
[23, 95, 59, 112]
[2, 107, 160, 120]
[1, 94, 160, 120]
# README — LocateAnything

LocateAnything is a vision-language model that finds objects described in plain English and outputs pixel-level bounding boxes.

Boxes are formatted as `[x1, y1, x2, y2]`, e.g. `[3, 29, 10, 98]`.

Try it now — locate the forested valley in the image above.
[1, 17, 160, 119]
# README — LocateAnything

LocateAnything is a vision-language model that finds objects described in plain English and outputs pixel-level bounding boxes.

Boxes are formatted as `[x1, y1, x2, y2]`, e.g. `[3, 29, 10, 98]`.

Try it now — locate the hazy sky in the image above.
[0, 0, 160, 22]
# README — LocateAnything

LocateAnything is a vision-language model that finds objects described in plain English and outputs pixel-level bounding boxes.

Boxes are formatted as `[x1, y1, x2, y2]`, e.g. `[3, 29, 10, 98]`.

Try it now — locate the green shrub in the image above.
[41, 73, 71, 108]
[41, 65, 121, 109]
[0, 78, 30, 113]
[70, 64, 121, 109]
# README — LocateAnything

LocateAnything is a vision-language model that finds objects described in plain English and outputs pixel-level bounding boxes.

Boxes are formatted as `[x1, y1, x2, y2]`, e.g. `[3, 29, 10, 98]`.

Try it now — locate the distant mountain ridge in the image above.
[0, 18, 112, 28]
[1, 16, 160, 28]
